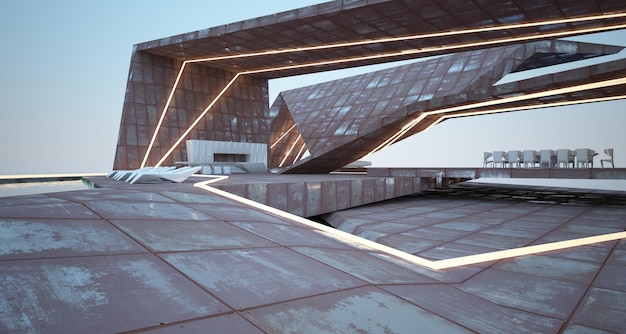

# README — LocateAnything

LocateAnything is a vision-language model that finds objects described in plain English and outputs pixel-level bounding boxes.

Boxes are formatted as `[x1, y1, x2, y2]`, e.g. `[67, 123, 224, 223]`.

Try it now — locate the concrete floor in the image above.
[1, 175, 625, 333]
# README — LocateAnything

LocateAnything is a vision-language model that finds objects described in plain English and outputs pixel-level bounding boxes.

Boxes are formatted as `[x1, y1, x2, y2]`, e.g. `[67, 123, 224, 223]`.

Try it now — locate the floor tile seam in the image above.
[194, 180, 444, 269]
[217, 221, 289, 248]
[131, 265, 373, 326]
[102, 218, 163, 254]
[150, 251, 238, 315]
[378, 283, 557, 332]
[564, 215, 626, 231]
[491, 250, 608, 285]
[0, 198, 67, 206]
[48, 192, 116, 222]
[559, 238, 623, 330]
[350, 220, 435, 237]
[0, 217, 111, 223]
[233, 284, 377, 316]
[558, 322, 620, 334]
[43, 191, 185, 224]
[147, 272, 347, 326]
[152, 244, 286, 256]
[398, 203, 543, 257]
[447, 260, 498, 284]
[451, 288, 569, 329]
[367, 223, 466, 245]
[278, 243, 358, 251]
[45, 189, 180, 205]
[430, 231, 626, 270]
[0, 251, 158, 263]
[194, 179, 626, 271]
[388, 288, 480, 334]
[284, 245, 388, 286]
[155, 188, 222, 205]
[454, 201, 591, 251]
[286, 242, 456, 284]
[155, 197, 243, 221]
[453, 267, 589, 321]
[115, 310, 248, 334]
[365, 201, 518, 244]
[527, 204, 597, 248]
[0, 214, 104, 220]
[103, 215, 289, 258]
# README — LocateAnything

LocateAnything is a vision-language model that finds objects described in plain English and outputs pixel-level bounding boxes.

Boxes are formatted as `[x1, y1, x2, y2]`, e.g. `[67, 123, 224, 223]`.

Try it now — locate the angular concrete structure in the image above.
[113, 0, 626, 172]
[269, 40, 625, 173]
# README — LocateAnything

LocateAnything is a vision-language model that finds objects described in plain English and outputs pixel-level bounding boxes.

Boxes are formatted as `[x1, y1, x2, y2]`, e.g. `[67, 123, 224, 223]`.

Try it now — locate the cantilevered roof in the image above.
[136, 0, 626, 79]
[117, 0, 626, 172]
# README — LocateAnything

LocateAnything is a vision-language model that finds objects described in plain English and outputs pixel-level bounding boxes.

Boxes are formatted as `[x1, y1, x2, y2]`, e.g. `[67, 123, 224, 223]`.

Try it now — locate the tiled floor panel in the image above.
[1, 177, 625, 332]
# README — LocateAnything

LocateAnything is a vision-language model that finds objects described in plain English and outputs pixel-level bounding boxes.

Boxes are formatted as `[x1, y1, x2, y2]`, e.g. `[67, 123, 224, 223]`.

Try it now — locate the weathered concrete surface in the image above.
[1, 176, 625, 332]
[207, 173, 420, 217]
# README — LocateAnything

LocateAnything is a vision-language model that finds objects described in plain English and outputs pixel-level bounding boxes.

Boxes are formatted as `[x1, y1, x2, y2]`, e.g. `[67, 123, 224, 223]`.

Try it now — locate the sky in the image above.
[0, 1, 624, 176]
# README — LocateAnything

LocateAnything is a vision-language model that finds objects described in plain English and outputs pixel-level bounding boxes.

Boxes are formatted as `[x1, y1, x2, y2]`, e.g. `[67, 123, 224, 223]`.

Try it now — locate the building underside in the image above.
[113, 0, 626, 173]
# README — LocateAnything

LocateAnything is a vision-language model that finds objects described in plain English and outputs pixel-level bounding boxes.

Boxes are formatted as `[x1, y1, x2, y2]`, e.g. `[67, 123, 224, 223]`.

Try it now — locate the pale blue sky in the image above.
[0, 1, 624, 175]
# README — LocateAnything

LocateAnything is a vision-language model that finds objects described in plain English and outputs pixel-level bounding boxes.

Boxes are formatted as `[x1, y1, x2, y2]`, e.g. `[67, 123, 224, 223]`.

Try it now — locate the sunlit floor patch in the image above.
[195, 177, 626, 270]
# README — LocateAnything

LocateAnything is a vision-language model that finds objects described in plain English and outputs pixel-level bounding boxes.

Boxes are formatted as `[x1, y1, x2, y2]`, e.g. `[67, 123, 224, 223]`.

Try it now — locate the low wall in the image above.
[367, 167, 626, 181]
[211, 175, 420, 217]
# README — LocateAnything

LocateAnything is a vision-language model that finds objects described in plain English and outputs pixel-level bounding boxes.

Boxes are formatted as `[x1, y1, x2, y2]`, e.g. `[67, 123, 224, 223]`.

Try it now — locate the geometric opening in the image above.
[214, 153, 248, 163]
[511, 52, 606, 72]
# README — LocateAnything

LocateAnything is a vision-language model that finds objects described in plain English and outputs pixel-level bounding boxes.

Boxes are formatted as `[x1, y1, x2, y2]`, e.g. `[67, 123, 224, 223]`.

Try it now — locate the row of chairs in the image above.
[484, 148, 614, 168]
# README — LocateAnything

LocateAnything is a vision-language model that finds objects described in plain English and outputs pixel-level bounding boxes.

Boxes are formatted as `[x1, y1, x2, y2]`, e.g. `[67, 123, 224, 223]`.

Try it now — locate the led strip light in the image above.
[278, 134, 303, 167]
[367, 77, 626, 155]
[193, 177, 626, 270]
[421, 94, 626, 133]
[270, 124, 297, 149]
[140, 12, 626, 168]
[154, 73, 242, 167]
[292, 142, 308, 165]
[183, 12, 626, 64]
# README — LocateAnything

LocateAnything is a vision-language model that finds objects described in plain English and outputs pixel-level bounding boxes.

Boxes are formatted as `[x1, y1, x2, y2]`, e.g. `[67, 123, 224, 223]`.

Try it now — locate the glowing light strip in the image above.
[419, 94, 626, 135]
[270, 124, 297, 149]
[293, 142, 307, 165]
[278, 134, 302, 167]
[154, 73, 242, 167]
[368, 77, 626, 155]
[184, 12, 626, 64]
[141, 62, 188, 168]
[432, 232, 626, 269]
[233, 21, 626, 77]
[445, 94, 626, 119]
[300, 27, 623, 75]
[193, 178, 626, 269]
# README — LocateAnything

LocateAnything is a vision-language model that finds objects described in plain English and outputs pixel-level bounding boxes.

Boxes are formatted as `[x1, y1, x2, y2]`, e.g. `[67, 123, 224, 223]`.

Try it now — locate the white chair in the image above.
[556, 149, 575, 168]
[483, 152, 493, 167]
[522, 150, 538, 168]
[492, 151, 508, 168]
[507, 150, 521, 168]
[539, 149, 556, 168]
[600, 148, 614, 168]
[575, 148, 595, 168]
